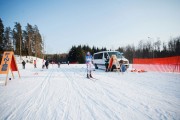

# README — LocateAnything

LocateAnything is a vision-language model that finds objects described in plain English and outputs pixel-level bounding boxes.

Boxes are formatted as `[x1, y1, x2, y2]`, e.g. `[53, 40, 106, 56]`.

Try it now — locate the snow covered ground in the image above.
[0, 58, 180, 120]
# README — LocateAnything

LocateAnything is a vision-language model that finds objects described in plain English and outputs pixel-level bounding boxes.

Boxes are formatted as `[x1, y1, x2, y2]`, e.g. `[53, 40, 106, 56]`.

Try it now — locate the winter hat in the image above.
[87, 52, 90, 55]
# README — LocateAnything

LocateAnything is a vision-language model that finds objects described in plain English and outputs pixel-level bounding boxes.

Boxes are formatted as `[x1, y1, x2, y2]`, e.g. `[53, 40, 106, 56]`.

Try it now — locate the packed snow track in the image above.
[0, 64, 180, 120]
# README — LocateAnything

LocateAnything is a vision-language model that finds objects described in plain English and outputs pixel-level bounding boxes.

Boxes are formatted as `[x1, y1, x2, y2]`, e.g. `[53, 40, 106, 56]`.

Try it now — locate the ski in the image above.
[90, 78, 96, 82]
[90, 77, 98, 82]
[86, 77, 97, 82]
[90, 77, 98, 80]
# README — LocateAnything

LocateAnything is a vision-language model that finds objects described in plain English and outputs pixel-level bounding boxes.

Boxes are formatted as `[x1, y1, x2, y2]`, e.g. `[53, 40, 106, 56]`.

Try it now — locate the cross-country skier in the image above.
[86, 51, 93, 78]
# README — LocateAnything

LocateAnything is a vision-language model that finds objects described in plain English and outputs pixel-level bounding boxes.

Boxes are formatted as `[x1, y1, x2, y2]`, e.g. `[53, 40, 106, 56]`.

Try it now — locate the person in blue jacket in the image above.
[86, 51, 93, 78]
[120, 60, 126, 72]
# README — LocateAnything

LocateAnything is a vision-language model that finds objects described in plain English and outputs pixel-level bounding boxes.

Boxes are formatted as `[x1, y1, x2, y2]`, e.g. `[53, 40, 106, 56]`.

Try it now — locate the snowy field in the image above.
[0, 59, 180, 120]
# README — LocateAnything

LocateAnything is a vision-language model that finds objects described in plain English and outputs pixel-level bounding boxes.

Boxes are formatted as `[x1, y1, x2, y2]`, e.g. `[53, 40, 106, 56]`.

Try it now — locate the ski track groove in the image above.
[95, 69, 179, 120]
[23, 68, 54, 119]
[5, 68, 54, 120]
[0, 69, 53, 120]
[61, 68, 98, 120]
[1, 65, 179, 120]
[51, 68, 71, 120]
[69, 68, 137, 118]
[66, 66, 169, 120]
[60, 68, 75, 120]
[64, 67, 122, 120]
[71, 67, 130, 119]
[95, 75, 160, 120]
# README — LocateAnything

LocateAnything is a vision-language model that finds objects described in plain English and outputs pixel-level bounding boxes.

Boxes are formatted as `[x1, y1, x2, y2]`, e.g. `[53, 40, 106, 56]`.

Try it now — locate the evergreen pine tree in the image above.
[0, 18, 4, 51]
[4, 27, 13, 51]
[13, 22, 23, 57]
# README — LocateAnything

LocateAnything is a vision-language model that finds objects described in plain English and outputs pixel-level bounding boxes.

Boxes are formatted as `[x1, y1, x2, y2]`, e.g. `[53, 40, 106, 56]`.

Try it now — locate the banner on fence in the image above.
[133, 56, 180, 73]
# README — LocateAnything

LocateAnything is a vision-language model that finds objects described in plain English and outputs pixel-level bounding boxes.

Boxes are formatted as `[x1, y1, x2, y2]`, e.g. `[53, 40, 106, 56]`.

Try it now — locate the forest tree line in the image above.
[67, 37, 180, 63]
[0, 18, 44, 59]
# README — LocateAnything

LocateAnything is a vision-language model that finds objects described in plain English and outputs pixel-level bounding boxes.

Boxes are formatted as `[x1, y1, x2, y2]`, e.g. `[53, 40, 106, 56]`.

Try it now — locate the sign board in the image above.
[0, 51, 20, 85]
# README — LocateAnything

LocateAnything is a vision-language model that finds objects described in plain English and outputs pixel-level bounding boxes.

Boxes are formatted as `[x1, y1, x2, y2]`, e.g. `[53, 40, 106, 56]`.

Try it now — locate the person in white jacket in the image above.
[86, 52, 93, 78]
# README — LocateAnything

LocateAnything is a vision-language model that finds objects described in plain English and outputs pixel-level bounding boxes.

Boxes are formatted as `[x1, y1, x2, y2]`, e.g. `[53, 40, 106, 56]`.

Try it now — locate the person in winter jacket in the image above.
[67, 61, 69, 65]
[105, 56, 109, 72]
[58, 61, 61, 68]
[86, 52, 93, 78]
[45, 60, 49, 69]
[34, 60, 37, 68]
[42, 60, 45, 69]
[22, 60, 26, 69]
[119, 60, 126, 72]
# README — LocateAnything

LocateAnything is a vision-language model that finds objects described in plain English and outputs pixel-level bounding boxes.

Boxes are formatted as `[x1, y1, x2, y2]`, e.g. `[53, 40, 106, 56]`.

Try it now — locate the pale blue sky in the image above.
[0, 0, 180, 53]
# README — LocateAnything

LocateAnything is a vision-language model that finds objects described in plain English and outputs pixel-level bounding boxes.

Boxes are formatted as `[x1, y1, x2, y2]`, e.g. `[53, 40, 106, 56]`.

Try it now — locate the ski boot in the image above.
[87, 74, 90, 79]
[90, 74, 93, 78]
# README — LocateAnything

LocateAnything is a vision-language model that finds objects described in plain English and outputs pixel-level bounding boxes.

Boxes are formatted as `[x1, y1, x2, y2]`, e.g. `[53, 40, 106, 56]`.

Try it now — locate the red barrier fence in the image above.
[133, 56, 180, 73]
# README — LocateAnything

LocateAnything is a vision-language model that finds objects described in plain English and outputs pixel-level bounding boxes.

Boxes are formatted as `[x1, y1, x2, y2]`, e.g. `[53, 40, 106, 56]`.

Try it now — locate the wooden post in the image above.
[10, 68, 14, 79]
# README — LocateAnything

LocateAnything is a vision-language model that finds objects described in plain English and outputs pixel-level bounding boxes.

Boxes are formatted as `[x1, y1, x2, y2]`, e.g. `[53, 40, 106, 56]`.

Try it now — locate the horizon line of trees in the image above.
[0, 18, 44, 59]
[67, 36, 180, 63]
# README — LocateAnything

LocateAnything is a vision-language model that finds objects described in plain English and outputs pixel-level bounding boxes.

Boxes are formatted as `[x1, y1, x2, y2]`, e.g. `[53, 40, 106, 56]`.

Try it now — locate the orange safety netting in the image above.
[133, 56, 180, 73]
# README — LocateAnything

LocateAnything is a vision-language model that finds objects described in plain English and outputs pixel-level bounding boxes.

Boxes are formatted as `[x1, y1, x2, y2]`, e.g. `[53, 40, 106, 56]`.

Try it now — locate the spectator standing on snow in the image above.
[119, 60, 126, 73]
[45, 60, 49, 69]
[105, 56, 109, 72]
[67, 61, 69, 65]
[51, 61, 54, 67]
[58, 62, 61, 68]
[34, 60, 37, 68]
[22, 60, 26, 69]
[42, 60, 45, 69]
[86, 51, 93, 78]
